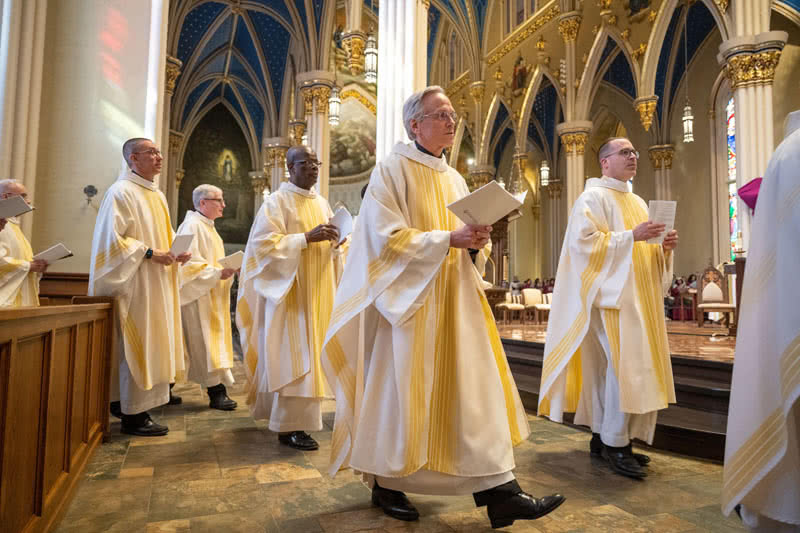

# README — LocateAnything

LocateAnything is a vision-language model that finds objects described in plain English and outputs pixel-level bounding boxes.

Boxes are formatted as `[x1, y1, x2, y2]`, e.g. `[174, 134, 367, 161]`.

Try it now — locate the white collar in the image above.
[586, 175, 630, 193]
[186, 209, 214, 227]
[282, 181, 316, 198]
[119, 167, 158, 191]
[7, 217, 21, 225]
[392, 142, 449, 172]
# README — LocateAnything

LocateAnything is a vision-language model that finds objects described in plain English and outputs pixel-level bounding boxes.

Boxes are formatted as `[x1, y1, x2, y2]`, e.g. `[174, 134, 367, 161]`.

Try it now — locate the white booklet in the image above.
[218, 251, 244, 270]
[0, 195, 34, 219]
[170, 234, 194, 256]
[34, 243, 73, 263]
[330, 206, 354, 242]
[647, 200, 677, 244]
[447, 181, 525, 226]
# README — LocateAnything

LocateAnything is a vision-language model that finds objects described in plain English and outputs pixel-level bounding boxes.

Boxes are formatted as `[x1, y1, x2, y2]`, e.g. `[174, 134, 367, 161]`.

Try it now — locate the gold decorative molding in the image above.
[341, 89, 376, 114]
[446, 73, 471, 97]
[487, 5, 560, 66]
[468, 169, 494, 190]
[175, 169, 185, 186]
[342, 33, 366, 76]
[592, 24, 600, 35]
[714, 0, 729, 12]
[634, 96, 658, 131]
[421, 0, 431, 8]
[251, 174, 268, 195]
[469, 81, 485, 103]
[312, 86, 331, 109]
[168, 131, 184, 155]
[301, 88, 313, 115]
[289, 120, 306, 145]
[632, 42, 647, 61]
[607, 15, 617, 26]
[648, 10, 658, 24]
[536, 35, 547, 51]
[724, 50, 782, 88]
[648, 145, 674, 170]
[558, 17, 580, 43]
[560, 132, 588, 154]
[621, 28, 631, 41]
[266, 147, 287, 169]
[547, 181, 562, 199]
[597, 0, 612, 8]
[165, 56, 183, 95]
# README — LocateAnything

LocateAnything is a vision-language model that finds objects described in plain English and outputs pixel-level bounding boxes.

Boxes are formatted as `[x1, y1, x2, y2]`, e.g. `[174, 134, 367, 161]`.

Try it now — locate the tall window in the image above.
[505, 0, 537, 34]
[449, 31, 458, 82]
[726, 96, 738, 261]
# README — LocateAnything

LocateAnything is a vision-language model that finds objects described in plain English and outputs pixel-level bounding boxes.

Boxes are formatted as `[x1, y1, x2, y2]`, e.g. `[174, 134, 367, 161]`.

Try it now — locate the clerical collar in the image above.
[586, 175, 631, 193]
[282, 180, 316, 198]
[393, 142, 449, 172]
[188, 209, 214, 226]
[120, 167, 158, 191]
[415, 141, 445, 159]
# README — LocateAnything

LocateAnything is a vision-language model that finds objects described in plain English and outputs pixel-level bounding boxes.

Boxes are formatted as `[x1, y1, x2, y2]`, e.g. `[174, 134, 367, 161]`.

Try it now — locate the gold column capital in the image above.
[469, 81, 485, 103]
[165, 56, 183, 95]
[341, 32, 366, 76]
[648, 145, 675, 170]
[557, 16, 581, 43]
[301, 87, 314, 116]
[548, 182, 562, 199]
[168, 130, 184, 155]
[634, 96, 658, 132]
[724, 50, 782, 88]
[312, 86, 331, 110]
[289, 120, 306, 145]
[559, 132, 589, 155]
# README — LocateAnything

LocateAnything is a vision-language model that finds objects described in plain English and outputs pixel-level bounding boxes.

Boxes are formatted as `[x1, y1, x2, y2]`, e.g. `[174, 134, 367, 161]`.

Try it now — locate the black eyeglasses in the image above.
[295, 160, 322, 168]
[610, 148, 639, 159]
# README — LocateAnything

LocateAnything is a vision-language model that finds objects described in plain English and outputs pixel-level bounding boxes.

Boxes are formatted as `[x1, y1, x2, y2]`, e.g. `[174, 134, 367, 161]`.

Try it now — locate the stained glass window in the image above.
[726, 96, 738, 261]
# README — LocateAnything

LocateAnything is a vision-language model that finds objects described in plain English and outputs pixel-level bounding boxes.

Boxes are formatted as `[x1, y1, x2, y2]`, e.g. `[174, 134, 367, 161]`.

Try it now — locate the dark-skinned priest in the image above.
[321, 86, 565, 529]
[237, 145, 344, 451]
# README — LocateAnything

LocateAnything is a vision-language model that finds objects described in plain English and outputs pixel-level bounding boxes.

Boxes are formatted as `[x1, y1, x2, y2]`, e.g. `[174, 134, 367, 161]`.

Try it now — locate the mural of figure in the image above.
[333, 24, 344, 49]
[512, 54, 528, 94]
[222, 154, 233, 182]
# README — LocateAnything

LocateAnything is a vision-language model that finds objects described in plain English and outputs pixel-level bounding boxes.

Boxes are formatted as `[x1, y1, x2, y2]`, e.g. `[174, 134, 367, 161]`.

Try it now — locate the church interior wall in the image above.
[771, 13, 800, 142]
[32, 0, 160, 273]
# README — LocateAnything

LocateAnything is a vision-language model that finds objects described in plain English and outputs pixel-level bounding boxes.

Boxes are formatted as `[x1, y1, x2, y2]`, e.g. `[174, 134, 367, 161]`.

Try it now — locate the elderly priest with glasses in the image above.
[237, 145, 344, 451]
[89, 138, 191, 437]
[539, 137, 679, 479]
[321, 86, 565, 529]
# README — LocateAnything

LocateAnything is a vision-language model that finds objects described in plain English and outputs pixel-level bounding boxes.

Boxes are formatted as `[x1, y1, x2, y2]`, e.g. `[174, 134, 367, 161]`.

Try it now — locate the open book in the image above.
[329, 206, 354, 242]
[447, 181, 526, 226]
[34, 243, 73, 263]
[170, 234, 194, 256]
[218, 251, 244, 270]
[0, 195, 34, 219]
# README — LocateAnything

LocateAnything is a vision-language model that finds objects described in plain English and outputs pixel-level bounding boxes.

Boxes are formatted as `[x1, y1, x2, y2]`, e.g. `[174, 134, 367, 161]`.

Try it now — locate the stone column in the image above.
[342, 0, 365, 76]
[546, 181, 563, 274]
[376, 0, 429, 161]
[469, 81, 485, 157]
[557, 12, 581, 120]
[175, 168, 185, 214]
[263, 137, 290, 192]
[718, 31, 786, 246]
[297, 71, 334, 198]
[167, 129, 184, 220]
[467, 164, 495, 191]
[250, 170, 268, 212]
[0, 0, 47, 236]
[648, 144, 674, 200]
[556, 122, 591, 210]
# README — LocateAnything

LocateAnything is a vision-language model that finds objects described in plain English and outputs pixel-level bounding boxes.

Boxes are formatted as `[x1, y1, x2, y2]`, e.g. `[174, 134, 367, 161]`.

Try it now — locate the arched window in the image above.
[449, 31, 457, 82]
[505, 0, 537, 35]
[726, 96, 738, 261]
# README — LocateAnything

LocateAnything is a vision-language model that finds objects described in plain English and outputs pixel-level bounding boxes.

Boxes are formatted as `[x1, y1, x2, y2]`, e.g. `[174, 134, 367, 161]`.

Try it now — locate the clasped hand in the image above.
[151, 249, 192, 266]
[305, 224, 340, 244]
[450, 224, 491, 249]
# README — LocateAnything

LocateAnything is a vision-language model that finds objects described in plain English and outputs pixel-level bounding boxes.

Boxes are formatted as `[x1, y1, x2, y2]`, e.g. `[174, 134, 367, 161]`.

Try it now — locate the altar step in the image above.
[503, 338, 731, 461]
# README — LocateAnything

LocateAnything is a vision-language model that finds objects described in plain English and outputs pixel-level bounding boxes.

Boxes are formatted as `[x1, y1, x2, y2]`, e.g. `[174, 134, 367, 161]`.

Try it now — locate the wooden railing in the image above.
[0, 299, 114, 533]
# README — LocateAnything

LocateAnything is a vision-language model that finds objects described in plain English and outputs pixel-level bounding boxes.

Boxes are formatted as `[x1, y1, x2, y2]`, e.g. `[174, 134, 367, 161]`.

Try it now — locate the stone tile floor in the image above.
[56, 362, 744, 533]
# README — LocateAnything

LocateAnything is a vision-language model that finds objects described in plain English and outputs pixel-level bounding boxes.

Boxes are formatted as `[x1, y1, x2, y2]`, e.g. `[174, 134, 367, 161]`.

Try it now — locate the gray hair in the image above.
[122, 138, 150, 166]
[403, 86, 446, 141]
[0, 179, 22, 194]
[193, 184, 222, 208]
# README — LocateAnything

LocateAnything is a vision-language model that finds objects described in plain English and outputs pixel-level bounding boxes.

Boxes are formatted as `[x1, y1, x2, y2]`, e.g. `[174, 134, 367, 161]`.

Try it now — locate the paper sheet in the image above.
[447, 180, 524, 226]
[34, 243, 73, 263]
[218, 251, 244, 270]
[0, 195, 34, 219]
[647, 200, 676, 244]
[330, 206, 353, 242]
[170, 234, 194, 256]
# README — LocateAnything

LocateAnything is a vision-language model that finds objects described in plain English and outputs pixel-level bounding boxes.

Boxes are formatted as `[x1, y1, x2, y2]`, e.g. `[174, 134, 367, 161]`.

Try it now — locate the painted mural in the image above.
[330, 98, 376, 179]
[178, 104, 254, 245]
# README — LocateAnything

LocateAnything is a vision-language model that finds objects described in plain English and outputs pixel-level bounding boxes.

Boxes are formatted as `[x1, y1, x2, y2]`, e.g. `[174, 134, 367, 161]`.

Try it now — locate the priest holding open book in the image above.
[89, 138, 191, 437]
[236, 145, 344, 451]
[538, 136, 679, 479]
[177, 184, 238, 411]
[322, 86, 564, 529]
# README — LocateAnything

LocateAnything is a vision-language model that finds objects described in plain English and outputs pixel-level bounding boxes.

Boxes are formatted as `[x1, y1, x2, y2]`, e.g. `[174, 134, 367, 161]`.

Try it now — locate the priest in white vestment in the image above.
[722, 111, 800, 532]
[177, 184, 238, 411]
[322, 87, 564, 529]
[237, 145, 342, 451]
[539, 137, 678, 479]
[0, 180, 48, 307]
[89, 138, 191, 437]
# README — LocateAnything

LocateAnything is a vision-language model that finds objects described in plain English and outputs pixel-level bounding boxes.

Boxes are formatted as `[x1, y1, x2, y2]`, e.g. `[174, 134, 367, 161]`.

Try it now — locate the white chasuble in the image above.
[88, 169, 185, 393]
[722, 125, 800, 530]
[539, 177, 675, 422]
[237, 182, 339, 421]
[0, 218, 40, 307]
[322, 142, 529, 486]
[177, 210, 235, 386]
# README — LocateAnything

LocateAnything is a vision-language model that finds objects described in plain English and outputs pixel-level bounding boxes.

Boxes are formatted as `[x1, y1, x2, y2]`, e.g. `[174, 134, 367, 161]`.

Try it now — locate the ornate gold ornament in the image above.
[714, 0, 729, 12]
[536, 35, 547, 51]
[469, 82, 485, 103]
[168, 131, 184, 155]
[607, 15, 617, 26]
[446, 73, 471, 97]
[342, 33, 366, 75]
[165, 57, 182, 95]
[634, 97, 658, 131]
[301, 88, 313, 115]
[597, 0, 612, 9]
[648, 10, 658, 24]
[621, 28, 631, 40]
[341, 89, 377, 114]
[724, 50, 782, 88]
[648, 146, 675, 170]
[175, 169, 185, 186]
[632, 42, 647, 61]
[289, 120, 306, 145]
[487, 5, 560, 66]
[547, 181, 562, 199]
[558, 17, 580, 43]
[312, 86, 331, 109]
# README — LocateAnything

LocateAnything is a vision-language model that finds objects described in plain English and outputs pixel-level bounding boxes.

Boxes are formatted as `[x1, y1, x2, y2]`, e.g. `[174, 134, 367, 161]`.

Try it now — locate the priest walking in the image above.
[237, 145, 342, 451]
[177, 184, 238, 411]
[538, 137, 678, 479]
[89, 138, 190, 436]
[322, 86, 564, 529]
[0, 179, 47, 307]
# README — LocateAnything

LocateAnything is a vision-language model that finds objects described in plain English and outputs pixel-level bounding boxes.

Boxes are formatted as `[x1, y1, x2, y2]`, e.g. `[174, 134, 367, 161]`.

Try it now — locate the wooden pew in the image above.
[0, 298, 114, 533]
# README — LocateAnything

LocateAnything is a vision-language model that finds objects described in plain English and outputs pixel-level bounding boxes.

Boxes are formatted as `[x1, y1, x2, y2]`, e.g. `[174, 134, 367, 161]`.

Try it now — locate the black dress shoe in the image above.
[207, 384, 237, 411]
[121, 412, 169, 437]
[168, 383, 182, 405]
[371, 482, 419, 522]
[277, 431, 319, 450]
[590, 433, 650, 466]
[110, 401, 122, 419]
[601, 443, 648, 479]
[487, 492, 566, 529]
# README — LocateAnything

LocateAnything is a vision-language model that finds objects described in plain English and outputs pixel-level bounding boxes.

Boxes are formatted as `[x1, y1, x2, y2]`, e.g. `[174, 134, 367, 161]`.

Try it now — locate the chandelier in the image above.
[364, 32, 377, 84]
[539, 159, 550, 188]
[328, 84, 341, 126]
[681, 0, 694, 143]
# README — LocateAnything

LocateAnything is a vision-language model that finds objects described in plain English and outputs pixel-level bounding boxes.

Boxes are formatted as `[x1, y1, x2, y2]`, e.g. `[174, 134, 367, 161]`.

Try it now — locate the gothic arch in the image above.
[479, 94, 514, 164]
[517, 65, 564, 154]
